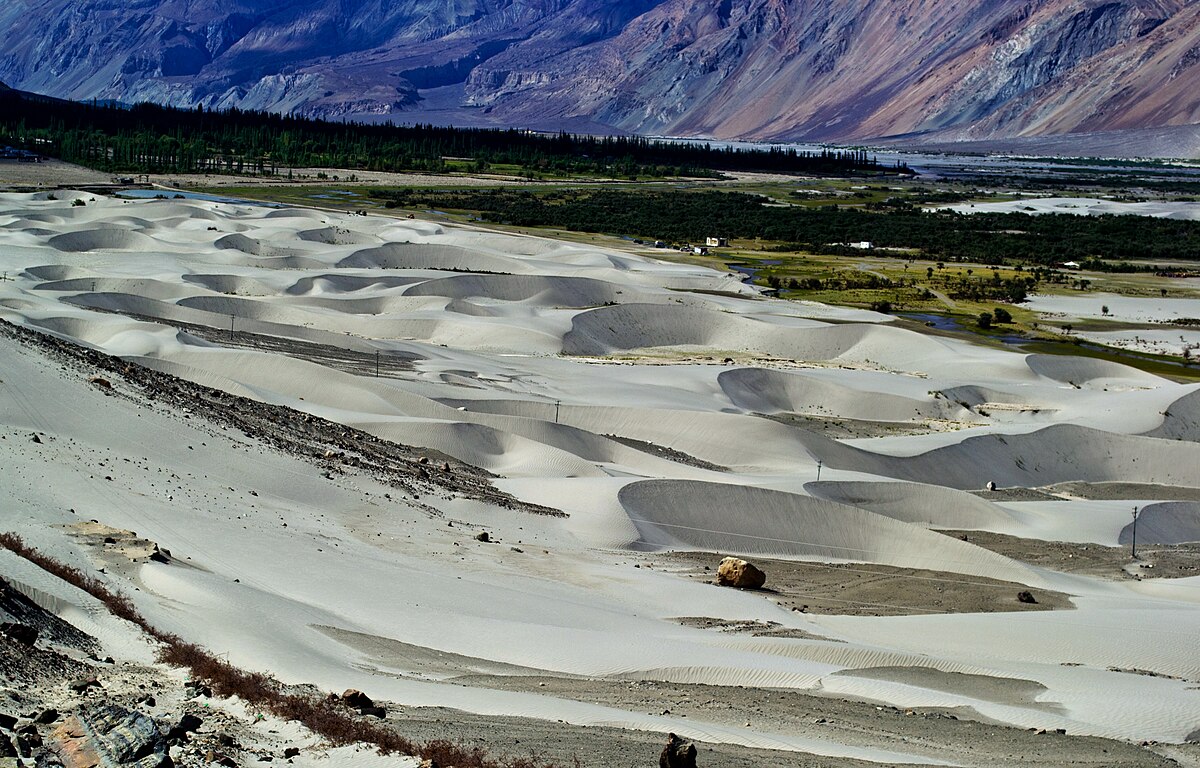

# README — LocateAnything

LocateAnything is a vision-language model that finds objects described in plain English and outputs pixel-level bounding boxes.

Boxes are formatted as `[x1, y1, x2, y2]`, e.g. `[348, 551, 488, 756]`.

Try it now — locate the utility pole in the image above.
[1131, 506, 1140, 559]
[555, 400, 561, 424]
[816, 460, 823, 482]
[375, 350, 380, 377]
[229, 314, 235, 340]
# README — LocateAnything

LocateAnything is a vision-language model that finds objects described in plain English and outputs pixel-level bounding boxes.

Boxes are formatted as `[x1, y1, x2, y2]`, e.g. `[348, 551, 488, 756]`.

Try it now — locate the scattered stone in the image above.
[283, 746, 300, 759]
[475, 532, 490, 543]
[34, 708, 59, 724]
[440, 461, 451, 472]
[31, 433, 42, 444]
[167, 713, 203, 742]
[659, 732, 697, 768]
[185, 681, 213, 699]
[69, 677, 102, 694]
[716, 557, 766, 589]
[1017, 591, 1038, 604]
[89, 376, 112, 390]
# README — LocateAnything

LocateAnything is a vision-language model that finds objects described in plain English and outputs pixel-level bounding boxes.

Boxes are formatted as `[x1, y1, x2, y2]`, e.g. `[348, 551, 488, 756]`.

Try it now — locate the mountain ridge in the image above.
[1, 0, 1197, 148]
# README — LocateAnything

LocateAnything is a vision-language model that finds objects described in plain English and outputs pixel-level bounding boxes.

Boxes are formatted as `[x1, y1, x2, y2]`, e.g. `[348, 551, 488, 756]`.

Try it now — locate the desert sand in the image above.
[2, 191, 1199, 766]
[940, 197, 1200, 220]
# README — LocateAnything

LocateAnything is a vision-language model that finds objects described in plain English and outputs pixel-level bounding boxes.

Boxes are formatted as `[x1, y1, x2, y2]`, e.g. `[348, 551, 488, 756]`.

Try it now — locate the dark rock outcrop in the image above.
[659, 732, 697, 768]
[50, 704, 171, 768]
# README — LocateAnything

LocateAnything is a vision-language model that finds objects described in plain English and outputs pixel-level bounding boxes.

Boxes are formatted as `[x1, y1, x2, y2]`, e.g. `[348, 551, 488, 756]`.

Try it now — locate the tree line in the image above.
[0, 89, 904, 178]
[372, 188, 1200, 266]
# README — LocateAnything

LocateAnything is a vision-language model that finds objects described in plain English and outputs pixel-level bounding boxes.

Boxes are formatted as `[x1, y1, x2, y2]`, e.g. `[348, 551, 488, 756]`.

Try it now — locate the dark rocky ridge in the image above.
[0, 318, 565, 519]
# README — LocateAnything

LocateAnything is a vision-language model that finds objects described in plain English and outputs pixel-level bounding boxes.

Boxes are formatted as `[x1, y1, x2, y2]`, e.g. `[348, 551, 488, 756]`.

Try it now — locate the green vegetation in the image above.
[0, 88, 897, 179]
[369, 187, 1200, 266]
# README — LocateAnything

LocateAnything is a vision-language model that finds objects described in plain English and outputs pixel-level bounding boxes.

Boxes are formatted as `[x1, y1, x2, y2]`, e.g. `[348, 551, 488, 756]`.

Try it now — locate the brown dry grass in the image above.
[0, 532, 564, 767]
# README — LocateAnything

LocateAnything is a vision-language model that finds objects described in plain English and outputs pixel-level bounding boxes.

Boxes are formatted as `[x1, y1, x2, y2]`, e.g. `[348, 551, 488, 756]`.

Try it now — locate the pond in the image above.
[900, 312, 1192, 369]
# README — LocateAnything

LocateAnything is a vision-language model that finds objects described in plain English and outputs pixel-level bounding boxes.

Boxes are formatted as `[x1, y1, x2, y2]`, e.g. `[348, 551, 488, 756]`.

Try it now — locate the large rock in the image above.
[51, 704, 170, 767]
[659, 732, 697, 768]
[341, 689, 373, 709]
[716, 557, 766, 590]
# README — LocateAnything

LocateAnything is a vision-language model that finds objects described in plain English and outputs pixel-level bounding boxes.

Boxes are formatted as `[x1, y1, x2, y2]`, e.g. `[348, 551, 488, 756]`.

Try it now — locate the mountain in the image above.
[1, 0, 1198, 147]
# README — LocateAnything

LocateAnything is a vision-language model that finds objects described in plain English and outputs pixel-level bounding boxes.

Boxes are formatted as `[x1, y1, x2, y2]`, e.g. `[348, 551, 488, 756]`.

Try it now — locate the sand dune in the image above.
[338, 243, 530, 274]
[2, 191, 1198, 754]
[1023, 354, 1164, 388]
[617, 480, 1039, 583]
[825, 424, 1200, 490]
[1119, 502, 1200, 545]
[1147, 386, 1200, 441]
[405, 273, 642, 308]
[214, 232, 306, 259]
[805, 481, 1017, 530]
[46, 228, 159, 252]
[719, 367, 967, 422]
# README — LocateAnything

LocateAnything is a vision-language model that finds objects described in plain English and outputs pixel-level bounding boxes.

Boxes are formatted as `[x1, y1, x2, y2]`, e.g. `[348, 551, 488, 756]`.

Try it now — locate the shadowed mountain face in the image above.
[1, 0, 1197, 143]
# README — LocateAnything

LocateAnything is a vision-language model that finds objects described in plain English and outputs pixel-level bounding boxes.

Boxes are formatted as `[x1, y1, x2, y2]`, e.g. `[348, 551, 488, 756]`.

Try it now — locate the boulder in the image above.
[69, 677, 102, 694]
[1017, 591, 1038, 604]
[166, 713, 203, 742]
[716, 557, 766, 589]
[659, 733, 697, 768]
[51, 705, 169, 768]
[341, 689, 374, 709]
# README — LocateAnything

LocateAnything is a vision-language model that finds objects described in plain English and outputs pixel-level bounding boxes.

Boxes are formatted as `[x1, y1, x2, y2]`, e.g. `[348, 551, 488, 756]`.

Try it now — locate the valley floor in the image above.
[2, 188, 1199, 766]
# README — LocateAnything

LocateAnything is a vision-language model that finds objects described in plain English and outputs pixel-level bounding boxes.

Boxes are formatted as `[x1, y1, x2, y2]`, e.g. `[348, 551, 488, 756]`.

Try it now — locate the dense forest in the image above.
[372, 188, 1200, 266]
[0, 89, 903, 178]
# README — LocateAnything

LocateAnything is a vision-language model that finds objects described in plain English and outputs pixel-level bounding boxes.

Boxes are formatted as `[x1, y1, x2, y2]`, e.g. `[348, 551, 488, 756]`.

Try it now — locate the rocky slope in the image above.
[0, 0, 1197, 145]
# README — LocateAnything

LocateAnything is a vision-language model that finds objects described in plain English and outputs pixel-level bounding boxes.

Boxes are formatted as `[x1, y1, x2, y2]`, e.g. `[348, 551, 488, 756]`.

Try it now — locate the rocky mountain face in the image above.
[1, 0, 1197, 143]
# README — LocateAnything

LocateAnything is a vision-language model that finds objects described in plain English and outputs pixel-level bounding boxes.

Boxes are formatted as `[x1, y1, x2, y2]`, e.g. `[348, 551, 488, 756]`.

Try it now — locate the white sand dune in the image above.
[1118, 502, 1200, 545]
[940, 197, 1200, 220]
[3, 192, 1199, 754]
[1023, 353, 1164, 388]
[46, 228, 160, 252]
[405, 273, 645, 308]
[214, 232, 308, 259]
[182, 273, 284, 296]
[826, 424, 1200, 490]
[35, 276, 201, 301]
[617, 480, 1040, 584]
[805, 481, 1018, 530]
[1146, 386, 1200, 441]
[719, 367, 968, 422]
[338, 243, 532, 274]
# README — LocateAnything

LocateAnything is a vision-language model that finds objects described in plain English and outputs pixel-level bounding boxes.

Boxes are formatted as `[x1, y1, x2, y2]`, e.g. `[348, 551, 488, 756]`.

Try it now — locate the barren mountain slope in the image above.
[0, 0, 1197, 142]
